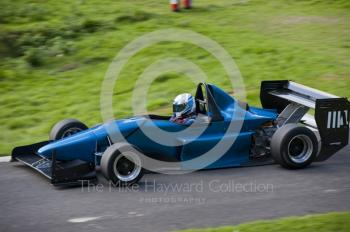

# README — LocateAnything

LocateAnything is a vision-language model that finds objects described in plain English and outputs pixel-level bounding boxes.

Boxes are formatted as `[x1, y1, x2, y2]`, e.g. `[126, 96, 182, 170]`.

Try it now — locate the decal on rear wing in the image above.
[315, 98, 349, 161]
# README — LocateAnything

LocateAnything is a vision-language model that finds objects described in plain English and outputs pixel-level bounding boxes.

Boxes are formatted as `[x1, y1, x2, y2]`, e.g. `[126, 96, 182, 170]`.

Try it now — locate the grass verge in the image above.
[177, 211, 350, 232]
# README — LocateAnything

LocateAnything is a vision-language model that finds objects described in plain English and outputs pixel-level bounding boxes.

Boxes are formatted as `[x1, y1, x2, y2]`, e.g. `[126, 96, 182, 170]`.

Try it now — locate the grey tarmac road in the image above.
[0, 147, 349, 232]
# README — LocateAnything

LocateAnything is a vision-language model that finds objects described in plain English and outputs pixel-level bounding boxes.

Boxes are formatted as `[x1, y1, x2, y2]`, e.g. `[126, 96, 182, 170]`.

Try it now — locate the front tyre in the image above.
[271, 124, 318, 169]
[49, 119, 88, 140]
[101, 143, 144, 186]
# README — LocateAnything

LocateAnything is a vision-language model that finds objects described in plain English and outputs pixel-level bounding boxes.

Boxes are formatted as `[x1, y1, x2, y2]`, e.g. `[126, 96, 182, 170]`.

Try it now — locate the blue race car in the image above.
[12, 81, 350, 186]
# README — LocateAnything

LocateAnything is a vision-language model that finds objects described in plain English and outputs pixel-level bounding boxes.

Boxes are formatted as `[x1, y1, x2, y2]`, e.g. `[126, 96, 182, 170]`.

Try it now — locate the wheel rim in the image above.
[287, 135, 313, 164]
[113, 152, 142, 182]
[61, 127, 83, 138]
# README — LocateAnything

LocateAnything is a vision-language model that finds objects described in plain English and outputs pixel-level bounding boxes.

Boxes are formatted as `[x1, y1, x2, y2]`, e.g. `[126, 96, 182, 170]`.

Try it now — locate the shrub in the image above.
[49, 37, 75, 56]
[24, 48, 44, 67]
[81, 19, 102, 33]
[115, 11, 153, 23]
[18, 4, 48, 21]
[0, 32, 23, 57]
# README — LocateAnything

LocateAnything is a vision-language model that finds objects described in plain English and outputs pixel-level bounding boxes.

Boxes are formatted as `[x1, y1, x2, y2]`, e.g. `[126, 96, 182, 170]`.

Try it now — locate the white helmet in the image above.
[172, 93, 196, 118]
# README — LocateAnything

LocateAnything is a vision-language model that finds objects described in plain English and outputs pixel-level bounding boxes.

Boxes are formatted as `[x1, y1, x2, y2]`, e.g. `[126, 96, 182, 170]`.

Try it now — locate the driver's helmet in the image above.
[172, 93, 196, 118]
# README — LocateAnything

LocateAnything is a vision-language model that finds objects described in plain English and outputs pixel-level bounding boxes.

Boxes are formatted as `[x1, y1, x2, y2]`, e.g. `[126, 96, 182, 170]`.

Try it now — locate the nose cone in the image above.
[101, 117, 146, 141]
[38, 129, 97, 162]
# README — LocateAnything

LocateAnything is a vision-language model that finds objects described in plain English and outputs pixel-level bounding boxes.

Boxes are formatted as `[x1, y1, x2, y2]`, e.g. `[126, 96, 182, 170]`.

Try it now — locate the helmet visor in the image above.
[173, 103, 186, 113]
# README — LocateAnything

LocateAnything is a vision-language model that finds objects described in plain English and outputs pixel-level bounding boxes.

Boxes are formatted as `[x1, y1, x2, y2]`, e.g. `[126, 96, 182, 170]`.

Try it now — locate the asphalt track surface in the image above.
[0, 147, 349, 232]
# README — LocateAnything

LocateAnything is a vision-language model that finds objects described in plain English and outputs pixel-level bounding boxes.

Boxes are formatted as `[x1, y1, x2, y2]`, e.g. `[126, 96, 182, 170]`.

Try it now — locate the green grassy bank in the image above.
[1, 0, 350, 154]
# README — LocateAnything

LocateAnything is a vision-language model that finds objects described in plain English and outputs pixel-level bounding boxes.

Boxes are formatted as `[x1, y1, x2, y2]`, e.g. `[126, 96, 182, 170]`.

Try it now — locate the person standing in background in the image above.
[183, 0, 192, 9]
[170, 0, 180, 12]
[170, 0, 192, 12]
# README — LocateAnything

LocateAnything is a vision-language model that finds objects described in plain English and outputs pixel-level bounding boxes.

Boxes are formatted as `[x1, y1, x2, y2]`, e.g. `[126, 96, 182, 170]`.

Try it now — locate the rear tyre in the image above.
[271, 124, 318, 169]
[101, 143, 144, 186]
[49, 119, 88, 140]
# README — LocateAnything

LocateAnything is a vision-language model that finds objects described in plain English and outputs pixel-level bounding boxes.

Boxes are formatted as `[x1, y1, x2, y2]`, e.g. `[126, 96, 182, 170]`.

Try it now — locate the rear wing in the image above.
[260, 80, 350, 161]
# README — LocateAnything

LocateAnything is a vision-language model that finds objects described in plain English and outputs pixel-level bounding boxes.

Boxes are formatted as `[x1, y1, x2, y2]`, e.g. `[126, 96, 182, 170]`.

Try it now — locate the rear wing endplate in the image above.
[260, 80, 350, 161]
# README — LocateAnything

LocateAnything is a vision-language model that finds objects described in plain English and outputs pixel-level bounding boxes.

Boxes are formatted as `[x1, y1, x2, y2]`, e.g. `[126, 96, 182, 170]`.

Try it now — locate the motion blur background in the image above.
[0, 0, 349, 155]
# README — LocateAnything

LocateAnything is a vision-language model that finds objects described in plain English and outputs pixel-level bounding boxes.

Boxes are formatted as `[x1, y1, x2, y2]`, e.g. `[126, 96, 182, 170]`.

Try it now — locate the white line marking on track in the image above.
[323, 189, 338, 193]
[68, 216, 102, 223]
[0, 156, 10, 162]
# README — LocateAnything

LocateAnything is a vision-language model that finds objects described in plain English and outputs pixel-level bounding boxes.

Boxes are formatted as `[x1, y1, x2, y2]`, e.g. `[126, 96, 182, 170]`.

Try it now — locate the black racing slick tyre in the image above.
[101, 143, 144, 186]
[271, 124, 318, 169]
[49, 119, 88, 140]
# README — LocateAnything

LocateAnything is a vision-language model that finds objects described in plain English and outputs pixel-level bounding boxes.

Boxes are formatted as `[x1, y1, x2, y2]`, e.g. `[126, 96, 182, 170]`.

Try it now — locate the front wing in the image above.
[11, 141, 97, 186]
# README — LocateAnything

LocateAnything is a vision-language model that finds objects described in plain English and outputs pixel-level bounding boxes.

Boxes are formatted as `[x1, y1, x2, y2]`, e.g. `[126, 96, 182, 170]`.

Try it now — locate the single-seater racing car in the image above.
[11, 81, 350, 186]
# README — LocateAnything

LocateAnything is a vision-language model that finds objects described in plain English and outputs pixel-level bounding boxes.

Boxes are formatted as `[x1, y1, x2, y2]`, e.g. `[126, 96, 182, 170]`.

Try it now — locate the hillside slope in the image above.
[0, 0, 350, 154]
